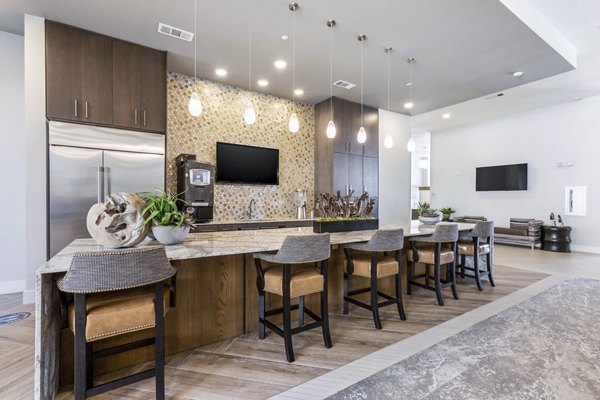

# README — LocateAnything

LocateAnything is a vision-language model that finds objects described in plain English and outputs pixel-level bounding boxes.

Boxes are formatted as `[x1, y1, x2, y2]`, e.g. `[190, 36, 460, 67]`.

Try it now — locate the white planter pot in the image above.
[152, 225, 190, 245]
[418, 216, 441, 225]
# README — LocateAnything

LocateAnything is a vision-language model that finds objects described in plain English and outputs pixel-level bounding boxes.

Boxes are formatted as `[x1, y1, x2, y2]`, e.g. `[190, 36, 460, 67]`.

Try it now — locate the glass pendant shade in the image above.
[407, 137, 416, 152]
[244, 104, 256, 125]
[357, 126, 367, 144]
[384, 134, 394, 149]
[289, 112, 299, 133]
[188, 92, 202, 117]
[326, 120, 336, 138]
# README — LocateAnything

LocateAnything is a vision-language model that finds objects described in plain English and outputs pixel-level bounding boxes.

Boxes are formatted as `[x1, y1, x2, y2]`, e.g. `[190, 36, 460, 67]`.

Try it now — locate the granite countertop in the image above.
[40, 222, 475, 275]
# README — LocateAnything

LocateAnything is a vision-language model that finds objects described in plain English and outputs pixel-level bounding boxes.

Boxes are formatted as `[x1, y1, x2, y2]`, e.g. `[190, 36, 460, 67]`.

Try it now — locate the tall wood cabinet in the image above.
[45, 20, 166, 133]
[315, 97, 379, 214]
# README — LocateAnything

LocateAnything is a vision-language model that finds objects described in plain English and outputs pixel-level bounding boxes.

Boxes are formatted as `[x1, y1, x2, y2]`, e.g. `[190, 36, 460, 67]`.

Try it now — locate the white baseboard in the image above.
[22, 290, 35, 305]
[0, 280, 25, 295]
[571, 245, 600, 254]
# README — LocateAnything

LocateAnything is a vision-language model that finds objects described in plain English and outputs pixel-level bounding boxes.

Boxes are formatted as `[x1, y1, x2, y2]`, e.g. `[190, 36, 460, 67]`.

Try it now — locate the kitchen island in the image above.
[35, 222, 474, 399]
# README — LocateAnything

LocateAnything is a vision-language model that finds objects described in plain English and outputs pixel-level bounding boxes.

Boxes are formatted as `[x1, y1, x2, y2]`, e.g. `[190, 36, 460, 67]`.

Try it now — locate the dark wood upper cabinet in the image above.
[45, 20, 166, 133]
[314, 96, 379, 215]
[46, 22, 82, 121]
[363, 105, 379, 157]
[80, 31, 112, 125]
[112, 40, 141, 129]
[140, 47, 167, 133]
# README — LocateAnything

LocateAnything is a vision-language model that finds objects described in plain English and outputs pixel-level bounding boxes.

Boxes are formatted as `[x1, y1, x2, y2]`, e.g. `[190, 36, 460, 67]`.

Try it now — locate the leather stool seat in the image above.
[457, 242, 490, 255]
[68, 285, 170, 342]
[346, 254, 399, 278]
[407, 247, 454, 265]
[264, 266, 324, 298]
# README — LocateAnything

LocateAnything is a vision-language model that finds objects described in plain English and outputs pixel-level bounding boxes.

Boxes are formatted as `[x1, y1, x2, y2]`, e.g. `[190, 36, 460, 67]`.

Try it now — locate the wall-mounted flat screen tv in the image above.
[216, 142, 279, 185]
[476, 163, 528, 191]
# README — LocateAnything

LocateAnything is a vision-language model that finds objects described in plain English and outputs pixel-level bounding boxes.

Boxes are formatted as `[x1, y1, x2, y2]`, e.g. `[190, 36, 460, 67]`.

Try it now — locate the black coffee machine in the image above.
[176, 154, 214, 223]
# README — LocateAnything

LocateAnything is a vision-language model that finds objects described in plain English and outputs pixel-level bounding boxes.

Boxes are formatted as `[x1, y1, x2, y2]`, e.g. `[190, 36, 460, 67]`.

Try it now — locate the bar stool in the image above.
[57, 247, 176, 400]
[253, 234, 332, 362]
[343, 229, 406, 330]
[457, 221, 495, 291]
[406, 224, 459, 306]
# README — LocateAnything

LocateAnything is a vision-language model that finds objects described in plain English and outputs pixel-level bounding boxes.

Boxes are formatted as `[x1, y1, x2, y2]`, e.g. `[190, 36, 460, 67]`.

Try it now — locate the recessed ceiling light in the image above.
[404, 102, 414, 109]
[294, 88, 304, 96]
[574, 97, 583, 101]
[406, 82, 412, 87]
[442, 113, 451, 119]
[281, 35, 289, 41]
[257, 79, 269, 87]
[512, 71, 524, 78]
[274, 60, 287, 69]
[215, 68, 227, 77]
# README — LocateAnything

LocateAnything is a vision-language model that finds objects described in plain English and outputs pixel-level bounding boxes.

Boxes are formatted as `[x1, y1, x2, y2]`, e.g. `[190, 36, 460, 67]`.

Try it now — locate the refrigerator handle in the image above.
[97, 166, 104, 203]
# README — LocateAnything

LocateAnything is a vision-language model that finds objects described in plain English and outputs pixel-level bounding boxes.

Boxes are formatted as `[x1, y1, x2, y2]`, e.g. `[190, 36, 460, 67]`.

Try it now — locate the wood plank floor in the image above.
[0, 265, 547, 399]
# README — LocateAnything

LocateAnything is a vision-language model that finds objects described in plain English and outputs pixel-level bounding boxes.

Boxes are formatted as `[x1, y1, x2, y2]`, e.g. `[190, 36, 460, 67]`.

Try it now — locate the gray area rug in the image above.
[328, 278, 600, 400]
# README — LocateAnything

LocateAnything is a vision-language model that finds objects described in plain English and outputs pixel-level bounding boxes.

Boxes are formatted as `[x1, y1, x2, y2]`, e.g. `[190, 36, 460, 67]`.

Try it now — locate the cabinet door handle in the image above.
[74, 99, 78, 118]
[345, 185, 348, 195]
[85, 101, 89, 119]
[134, 109, 138, 125]
[143, 110, 147, 127]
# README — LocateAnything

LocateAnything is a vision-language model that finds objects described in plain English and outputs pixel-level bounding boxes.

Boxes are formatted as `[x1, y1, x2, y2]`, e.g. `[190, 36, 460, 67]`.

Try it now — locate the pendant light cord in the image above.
[292, 8, 296, 112]
[329, 23, 333, 121]
[410, 60, 414, 114]
[360, 39, 364, 127]
[248, 0, 252, 91]
[387, 51, 390, 111]
[194, 0, 197, 80]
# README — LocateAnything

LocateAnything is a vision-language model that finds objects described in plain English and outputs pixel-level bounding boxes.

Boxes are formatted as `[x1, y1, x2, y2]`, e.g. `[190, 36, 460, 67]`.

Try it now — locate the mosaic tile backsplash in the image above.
[166, 72, 315, 221]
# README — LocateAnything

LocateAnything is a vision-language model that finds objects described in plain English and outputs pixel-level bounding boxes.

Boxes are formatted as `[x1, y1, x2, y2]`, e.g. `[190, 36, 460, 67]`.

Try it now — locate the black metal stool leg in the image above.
[460, 254, 466, 279]
[434, 244, 444, 306]
[298, 295, 305, 327]
[258, 292, 266, 339]
[155, 283, 166, 400]
[451, 244, 459, 300]
[395, 269, 406, 321]
[74, 294, 87, 400]
[86, 343, 93, 390]
[487, 252, 496, 287]
[473, 252, 483, 291]
[282, 264, 295, 362]
[370, 253, 382, 330]
[321, 260, 332, 348]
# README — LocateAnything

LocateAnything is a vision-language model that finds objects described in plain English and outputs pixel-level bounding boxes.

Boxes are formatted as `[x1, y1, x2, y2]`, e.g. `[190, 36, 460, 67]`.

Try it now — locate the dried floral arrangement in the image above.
[314, 190, 376, 219]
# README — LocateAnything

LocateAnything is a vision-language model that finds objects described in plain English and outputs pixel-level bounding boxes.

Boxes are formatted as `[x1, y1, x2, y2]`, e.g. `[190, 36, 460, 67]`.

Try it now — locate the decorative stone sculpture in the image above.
[86, 193, 150, 248]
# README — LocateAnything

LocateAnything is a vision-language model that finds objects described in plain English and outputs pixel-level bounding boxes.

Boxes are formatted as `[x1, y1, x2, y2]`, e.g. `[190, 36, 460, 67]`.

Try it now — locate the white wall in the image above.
[23, 15, 47, 303]
[0, 31, 26, 294]
[378, 109, 412, 224]
[430, 96, 600, 252]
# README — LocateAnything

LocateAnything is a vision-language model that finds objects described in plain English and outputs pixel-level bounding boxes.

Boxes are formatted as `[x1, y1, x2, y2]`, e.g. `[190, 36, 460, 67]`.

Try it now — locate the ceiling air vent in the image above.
[158, 23, 194, 42]
[333, 80, 356, 90]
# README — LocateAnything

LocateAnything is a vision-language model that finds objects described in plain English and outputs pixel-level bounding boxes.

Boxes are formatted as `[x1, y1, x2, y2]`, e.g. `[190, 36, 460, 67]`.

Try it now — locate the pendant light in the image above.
[383, 47, 394, 149]
[188, 0, 202, 117]
[406, 57, 416, 152]
[244, 0, 256, 125]
[325, 19, 337, 139]
[357, 34, 367, 144]
[288, 2, 300, 133]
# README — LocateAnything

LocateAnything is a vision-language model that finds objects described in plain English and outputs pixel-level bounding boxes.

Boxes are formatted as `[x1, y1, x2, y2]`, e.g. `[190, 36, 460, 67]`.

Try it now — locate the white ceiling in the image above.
[0, 0, 576, 115]
[414, 0, 600, 132]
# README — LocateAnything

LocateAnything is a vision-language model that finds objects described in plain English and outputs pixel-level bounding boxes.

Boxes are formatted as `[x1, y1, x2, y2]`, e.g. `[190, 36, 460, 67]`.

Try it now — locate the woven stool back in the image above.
[347, 229, 404, 252]
[57, 247, 175, 294]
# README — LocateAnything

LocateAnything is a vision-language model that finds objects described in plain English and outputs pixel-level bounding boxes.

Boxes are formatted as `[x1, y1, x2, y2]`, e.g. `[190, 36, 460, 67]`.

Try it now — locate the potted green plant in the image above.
[440, 207, 456, 221]
[140, 190, 194, 245]
[417, 202, 441, 225]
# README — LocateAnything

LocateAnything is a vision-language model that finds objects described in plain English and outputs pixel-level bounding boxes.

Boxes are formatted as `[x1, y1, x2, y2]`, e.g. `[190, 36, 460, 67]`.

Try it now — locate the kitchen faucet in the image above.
[248, 199, 256, 220]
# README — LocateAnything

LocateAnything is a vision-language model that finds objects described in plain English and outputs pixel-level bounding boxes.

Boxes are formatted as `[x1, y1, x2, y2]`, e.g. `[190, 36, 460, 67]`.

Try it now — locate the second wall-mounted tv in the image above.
[216, 142, 279, 185]
[476, 163, 528, 191]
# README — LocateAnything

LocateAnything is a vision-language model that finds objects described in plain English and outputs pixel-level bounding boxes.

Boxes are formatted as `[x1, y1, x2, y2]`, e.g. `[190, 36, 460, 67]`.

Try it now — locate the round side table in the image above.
[541, 225, 572, 253]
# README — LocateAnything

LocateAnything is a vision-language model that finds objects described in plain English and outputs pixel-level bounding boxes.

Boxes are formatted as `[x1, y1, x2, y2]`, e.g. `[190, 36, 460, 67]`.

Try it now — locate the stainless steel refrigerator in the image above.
[48, 121, 165, 257]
